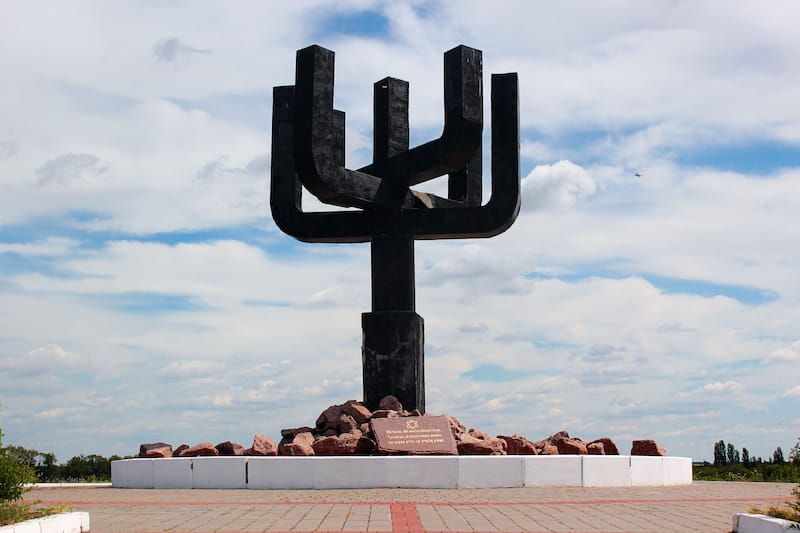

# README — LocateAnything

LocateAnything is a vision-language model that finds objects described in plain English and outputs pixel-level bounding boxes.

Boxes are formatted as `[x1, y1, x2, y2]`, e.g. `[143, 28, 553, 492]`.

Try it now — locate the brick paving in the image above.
[26, 481, 795, 533]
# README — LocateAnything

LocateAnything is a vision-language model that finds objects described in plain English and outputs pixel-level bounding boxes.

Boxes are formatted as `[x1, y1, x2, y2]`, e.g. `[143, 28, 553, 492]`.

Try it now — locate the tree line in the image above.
[712, 439, 795, 466]
[3, 444, 129, 482]
[694, 437, 800, 482]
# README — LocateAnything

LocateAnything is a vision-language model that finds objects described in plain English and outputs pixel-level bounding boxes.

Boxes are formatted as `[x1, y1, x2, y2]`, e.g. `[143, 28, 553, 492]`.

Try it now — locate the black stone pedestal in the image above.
[362, 311, 425, 413]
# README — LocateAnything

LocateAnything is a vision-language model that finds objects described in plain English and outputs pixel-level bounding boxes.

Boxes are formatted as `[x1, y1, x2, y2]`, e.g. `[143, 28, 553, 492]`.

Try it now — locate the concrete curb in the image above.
[0, 512, 89, 533]
[29, 483, 111, 489]
[733, 513, 800, 533]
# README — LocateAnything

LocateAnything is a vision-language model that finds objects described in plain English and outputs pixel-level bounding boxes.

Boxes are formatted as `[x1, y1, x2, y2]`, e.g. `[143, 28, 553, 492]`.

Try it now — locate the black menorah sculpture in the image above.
[270, 44, 520, 413]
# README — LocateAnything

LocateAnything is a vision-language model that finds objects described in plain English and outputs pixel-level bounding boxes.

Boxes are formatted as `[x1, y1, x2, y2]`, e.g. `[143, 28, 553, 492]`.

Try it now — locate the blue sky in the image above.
[1, 0, 799, 463]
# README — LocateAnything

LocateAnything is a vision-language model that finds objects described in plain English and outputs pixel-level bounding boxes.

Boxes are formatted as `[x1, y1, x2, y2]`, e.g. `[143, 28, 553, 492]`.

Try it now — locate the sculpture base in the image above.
[111, 455, 692, 489]
[362, 311, 424, 413]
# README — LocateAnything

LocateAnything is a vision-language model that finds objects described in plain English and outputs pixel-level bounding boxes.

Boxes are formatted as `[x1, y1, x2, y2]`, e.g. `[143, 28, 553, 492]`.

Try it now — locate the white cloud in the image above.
[160, 360, 223, 378]
[1, 1, 800, 464]
[36, 153, 108, 187]
[25, 343, 73, 363]
[211, 394, 233, 407]
[0, 238, 78, 256]
[783, 386, 800, 398]
[0, 343, 83, 377]
[0, 141, 19, 160]
[35, 407, 85, 420]
[692, 381, 743, 395]
[521, 160, 597, 211]
[152, 38, 211, 65]
[766, 341, 800, 363]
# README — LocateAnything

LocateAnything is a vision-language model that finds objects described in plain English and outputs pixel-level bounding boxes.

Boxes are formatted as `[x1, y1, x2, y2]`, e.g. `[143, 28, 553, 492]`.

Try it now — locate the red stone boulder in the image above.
[497, 434, 538, 455]
[631, 439, 667, 456]
[588, 437, 619, 455]
[173, 444, 190, 457]
[316, 405, 343, 431]
[279, 443, 315, 456]
[337, 413, 359, 434]
[215, 441, 246, 456]
[555, 438, 587, 455]
[139, 442, 172, 458]
[467, 428, 490, 440]
[457, 434, 507, 455]
[279, 429, 315, 456]
[378, 395, 403, 412]
[312, 432, 375, 455]
[371, 409, 400, 418]
[340, 400, 372, 425]
[245, 434, 278, 456]
[443, 414, 467, 441]
[181, 442, 219, 457]
[548, 430, 570, 444]
[540, 442, 559, 455]
[531, 439, 559, 455]
[280, 426, 314, 438]
[587, 442, 605, 455]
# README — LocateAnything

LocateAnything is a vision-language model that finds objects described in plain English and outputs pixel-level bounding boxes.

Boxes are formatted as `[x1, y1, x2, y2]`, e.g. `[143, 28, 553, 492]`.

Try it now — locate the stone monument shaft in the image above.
[270, 44, 520, 412]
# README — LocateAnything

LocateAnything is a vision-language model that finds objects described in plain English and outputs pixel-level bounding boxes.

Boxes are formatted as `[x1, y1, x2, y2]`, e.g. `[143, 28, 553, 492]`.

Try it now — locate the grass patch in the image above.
[749, 484, 800, 526]
[0, 501, 74, 527]
[693, 463, 800, 482]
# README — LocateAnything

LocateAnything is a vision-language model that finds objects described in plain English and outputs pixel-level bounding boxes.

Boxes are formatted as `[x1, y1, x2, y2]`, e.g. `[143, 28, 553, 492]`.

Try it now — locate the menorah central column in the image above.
[361, 74, 423, 413]
[362, 233, 424, 412]
[270, 43, 520, 421]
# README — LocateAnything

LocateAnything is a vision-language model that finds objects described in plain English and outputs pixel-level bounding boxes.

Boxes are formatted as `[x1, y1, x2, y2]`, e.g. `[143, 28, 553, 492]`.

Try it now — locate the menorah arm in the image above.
[358, 45, 483, 187]
[271, 73, 519, 243]
[294, 45, 422, 210]
[399, 72, 520, 239]
[271, 86, 462, 243]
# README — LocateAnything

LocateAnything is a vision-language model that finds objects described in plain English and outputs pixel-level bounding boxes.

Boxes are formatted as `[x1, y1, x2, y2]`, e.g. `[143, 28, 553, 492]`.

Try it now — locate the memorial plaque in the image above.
[370, 416, 457, 455]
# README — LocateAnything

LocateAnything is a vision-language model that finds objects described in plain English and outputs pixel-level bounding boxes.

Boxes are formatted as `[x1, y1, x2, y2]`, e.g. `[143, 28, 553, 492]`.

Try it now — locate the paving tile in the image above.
[22, 481, 798, 533]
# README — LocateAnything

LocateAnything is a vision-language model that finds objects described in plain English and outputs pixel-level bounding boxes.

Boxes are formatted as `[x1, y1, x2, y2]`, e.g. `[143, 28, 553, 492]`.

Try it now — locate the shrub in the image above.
[0, 431, 35, 502]
[0, 427, 71, 526]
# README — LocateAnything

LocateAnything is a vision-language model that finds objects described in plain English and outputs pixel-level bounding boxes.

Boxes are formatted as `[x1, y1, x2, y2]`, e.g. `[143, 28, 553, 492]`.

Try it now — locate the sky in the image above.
[1, 0, 799, 464]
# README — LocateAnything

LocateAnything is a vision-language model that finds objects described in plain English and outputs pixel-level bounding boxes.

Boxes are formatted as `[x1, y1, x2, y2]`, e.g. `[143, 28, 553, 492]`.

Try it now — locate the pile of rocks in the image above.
[450, 426, 624, 456]
[138, 396, 667, 458]
[139, 435, 278, 458]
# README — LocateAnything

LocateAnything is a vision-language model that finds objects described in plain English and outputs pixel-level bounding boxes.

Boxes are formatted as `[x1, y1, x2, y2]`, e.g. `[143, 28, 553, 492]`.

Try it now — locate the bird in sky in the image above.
[634, 172, 642, 177]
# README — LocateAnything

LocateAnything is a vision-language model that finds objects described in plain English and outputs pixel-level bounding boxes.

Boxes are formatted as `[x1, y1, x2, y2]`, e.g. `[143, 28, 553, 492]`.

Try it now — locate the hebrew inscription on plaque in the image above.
[370, 416, 457, 455]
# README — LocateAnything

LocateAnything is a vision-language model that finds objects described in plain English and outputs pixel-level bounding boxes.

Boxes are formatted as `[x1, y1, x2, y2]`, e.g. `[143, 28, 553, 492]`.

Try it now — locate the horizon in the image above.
[1, 1, 799, 464]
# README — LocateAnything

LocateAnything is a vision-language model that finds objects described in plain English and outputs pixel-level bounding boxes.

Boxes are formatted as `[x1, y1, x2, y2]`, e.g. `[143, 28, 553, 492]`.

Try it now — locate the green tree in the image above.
[714, 440, 728, 465]
[790, 437, 800, 464]
[742, 447, 751, 467]
[727, 442, 740, 464]
[60, 454, 112, 481]
[773, 447, 785, 464]
[4, 446, 40, 469]
[35, 452, 58, 482]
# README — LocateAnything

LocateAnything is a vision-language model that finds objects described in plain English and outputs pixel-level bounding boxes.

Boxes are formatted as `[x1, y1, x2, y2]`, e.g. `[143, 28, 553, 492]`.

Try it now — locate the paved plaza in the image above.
[26, 481, 795, 533]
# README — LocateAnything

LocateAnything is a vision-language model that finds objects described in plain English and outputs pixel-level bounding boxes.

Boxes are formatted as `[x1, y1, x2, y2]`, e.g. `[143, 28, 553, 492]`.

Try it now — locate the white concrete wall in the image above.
[111, 455, 692, 489]
[384, 456, 458, 488]
[247, 456, 314, 489]
[630, 456, 664, 486]
[582, 455, 632, 487]
[153, 457, 192, 489]
[524, 455, 582, 486]
[192, 457, 247, 489]
[459, 456, 525, 488]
